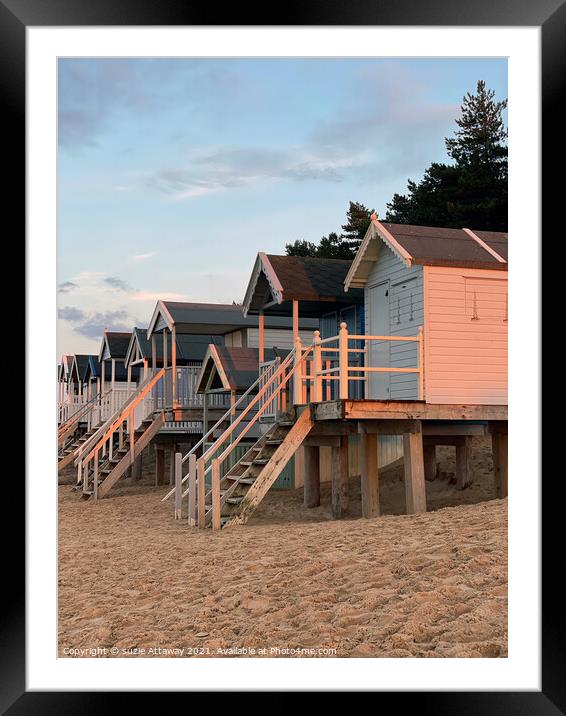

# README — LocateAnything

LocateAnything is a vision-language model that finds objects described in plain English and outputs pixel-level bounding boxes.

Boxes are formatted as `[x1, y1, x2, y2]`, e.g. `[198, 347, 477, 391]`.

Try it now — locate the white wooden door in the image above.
[368, 281, 390, 399]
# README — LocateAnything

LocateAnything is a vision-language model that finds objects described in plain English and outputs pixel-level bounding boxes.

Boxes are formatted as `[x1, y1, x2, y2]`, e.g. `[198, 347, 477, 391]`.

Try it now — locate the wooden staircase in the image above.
[58, 423, 100, 470]
[78, 368, 167, 499]
[80, 412, 165, 499]
[203, 407, 313, 528]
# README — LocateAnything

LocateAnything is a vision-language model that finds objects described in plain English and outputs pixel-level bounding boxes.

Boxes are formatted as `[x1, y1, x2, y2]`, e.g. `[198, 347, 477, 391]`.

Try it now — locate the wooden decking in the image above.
[312, 399, 508, 423]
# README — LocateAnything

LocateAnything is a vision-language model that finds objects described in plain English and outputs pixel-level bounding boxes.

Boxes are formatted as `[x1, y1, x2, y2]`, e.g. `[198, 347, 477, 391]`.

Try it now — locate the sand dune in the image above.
[58, 437, 507, 658]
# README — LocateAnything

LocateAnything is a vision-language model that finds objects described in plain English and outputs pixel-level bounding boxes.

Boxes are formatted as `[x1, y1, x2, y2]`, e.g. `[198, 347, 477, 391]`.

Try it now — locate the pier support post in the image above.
[132, 454, 142, 481]
[423, 443, 437, 482]
[359, 431, 380, 518]
[456, 437, 473, 490]
[331, 436, 349, 518]
[403, 422, 427, 514]
[304, 445, 320, 508]
[492, 430, 508, 498]
[155, 446, 165, 486]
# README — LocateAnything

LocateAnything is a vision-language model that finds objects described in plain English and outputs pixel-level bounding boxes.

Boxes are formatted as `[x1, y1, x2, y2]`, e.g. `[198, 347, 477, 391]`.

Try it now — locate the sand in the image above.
[58, 437, 507, 658]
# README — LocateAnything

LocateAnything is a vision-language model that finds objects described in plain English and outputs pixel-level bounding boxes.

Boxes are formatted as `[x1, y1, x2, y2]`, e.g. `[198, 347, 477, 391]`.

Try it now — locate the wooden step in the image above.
[237, 477, 257, 485]
[277, 421, 294, 427]
[226, 496, 244, 505]
[265, 439, 283, 446]
[252, 459, 269, 466]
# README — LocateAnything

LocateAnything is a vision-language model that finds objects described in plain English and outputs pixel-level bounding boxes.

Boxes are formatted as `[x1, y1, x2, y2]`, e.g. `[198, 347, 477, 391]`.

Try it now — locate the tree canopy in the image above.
[284, 80, 508, 259]
[386, 80, 508, 231]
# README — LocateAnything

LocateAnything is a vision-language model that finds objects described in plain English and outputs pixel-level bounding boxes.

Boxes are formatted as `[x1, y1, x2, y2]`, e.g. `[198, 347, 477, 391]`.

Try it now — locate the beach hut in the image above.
[76, 303, 315, 499]
[178, 222, 507, 531]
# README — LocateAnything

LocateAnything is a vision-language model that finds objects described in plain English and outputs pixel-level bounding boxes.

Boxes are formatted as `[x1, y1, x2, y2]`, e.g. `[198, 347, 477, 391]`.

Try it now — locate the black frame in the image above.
[11, 0, 555, 708]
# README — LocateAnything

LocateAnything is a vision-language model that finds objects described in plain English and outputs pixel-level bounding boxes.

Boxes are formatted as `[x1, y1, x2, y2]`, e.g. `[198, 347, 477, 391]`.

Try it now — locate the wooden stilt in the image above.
[197, 458, 206, 529]
[403, 423, 427, 514]
[423, 443, 437, 482]
[174, 451, 183, 520]
[132, 454, 142, 481]
[492, 431, 508, 498]
[360, 431, 380, 518]
[187, 454, 197, 527]
[303, 445, 320, 508]
[155, 447, 165, 486]
[169, 444, 176, 485]
[331, 436, 349, 519]
[212, 459, 221, 530]
[456, 437, 473, 490]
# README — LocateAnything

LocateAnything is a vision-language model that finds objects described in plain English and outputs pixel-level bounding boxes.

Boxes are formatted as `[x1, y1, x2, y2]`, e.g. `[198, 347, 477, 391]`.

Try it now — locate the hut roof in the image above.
[242, 253, 363, 317]
[345, 216, 508, 289]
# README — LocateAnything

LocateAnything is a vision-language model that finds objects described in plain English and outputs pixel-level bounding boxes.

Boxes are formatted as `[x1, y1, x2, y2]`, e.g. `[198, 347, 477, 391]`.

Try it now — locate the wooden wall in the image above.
[423, 266, 508, 405]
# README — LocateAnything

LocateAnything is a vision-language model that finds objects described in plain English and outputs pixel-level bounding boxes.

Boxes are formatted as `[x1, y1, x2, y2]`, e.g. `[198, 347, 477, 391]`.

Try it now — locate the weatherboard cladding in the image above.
[364, 243, 424, 400]
[73, 354, 94, 382]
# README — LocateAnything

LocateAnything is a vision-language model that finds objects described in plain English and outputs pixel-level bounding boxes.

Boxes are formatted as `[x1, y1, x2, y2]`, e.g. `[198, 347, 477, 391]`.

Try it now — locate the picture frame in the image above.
[8, 0, 555, 706]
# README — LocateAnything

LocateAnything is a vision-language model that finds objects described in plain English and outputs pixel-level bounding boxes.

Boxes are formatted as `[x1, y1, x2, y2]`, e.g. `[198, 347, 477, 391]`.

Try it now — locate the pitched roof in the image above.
[98, 331, 132, 361]
[147, 299, 317, 336]
[196, 345, 283, 393]
[72, 354, 95, 382]
[345, 216, 508, 289]
[243, 253, 364, 317]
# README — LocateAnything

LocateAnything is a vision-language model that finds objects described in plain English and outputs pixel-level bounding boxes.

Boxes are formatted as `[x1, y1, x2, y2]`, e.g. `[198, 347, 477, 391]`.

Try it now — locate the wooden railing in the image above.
[77, 369, 166, 495]
[58, 391, 103, 446]
[309, 323, 424, 402]
[172, 345, 312, 528]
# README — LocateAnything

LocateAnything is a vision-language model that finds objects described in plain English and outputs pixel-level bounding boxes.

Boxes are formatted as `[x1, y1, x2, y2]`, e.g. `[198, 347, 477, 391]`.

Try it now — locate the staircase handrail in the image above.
[74, 371, 158, 466]
[58, 390, 103, 441]
[160, 363, 268, 502]
[204, 344, 311, 480]
[80, 368, 166, 466]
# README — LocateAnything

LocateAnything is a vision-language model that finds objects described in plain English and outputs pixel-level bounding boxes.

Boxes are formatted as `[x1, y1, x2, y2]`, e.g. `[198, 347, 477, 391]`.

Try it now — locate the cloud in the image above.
[129, 291, 189, 302]
[59, 305, 133, 340]
[103, 276, 133, 291]
[58, 281, 79, 293]
[133, 252, 156, 261]
[58, 306, 86, 321]
[148, 147, 346, 200]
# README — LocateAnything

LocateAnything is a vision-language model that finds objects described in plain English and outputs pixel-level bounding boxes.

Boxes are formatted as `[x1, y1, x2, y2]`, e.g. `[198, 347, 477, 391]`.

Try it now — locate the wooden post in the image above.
[360, 431, 380, 518]
[127, 363, 132, 386]
[101, 359, 106, 396]
[312, 330, 322, 403]
[197, 458, 206, 529]
[111, 359, 116, 413]
[418, 324, 424, 400]
[423, 444, 437, 482]
[93, 451, 99, 500]
[187, 453, 197, 527]
[211, 459, 221, 530]
[143, 358, 148, 380]
[339, 322, 349, 400]
[171, 325, 177, 408]
[259, 310, 265, 363]
[162, 329, 168, 368]
[403, 423, 427, 514]
[303, 445, 320, 508]
[292, 299, 299, 341]
[174, 451, 183, 520]
[492, 431, 508, 498]
[129, 408, 134, 464]
[132, 454, 142, 481]
[331, 436, 349, 518]
[456, 437, 473, 490]
[155, 447, 165, 486]
[151, 335, 157, 410]
[293, 333, 303, 406]
[169, 444, 176, 485]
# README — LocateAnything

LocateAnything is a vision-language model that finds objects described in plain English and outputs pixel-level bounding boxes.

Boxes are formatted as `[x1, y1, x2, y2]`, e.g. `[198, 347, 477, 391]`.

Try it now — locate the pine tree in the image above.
[341, 201, 374, 252]
[386, 80, 508, 231]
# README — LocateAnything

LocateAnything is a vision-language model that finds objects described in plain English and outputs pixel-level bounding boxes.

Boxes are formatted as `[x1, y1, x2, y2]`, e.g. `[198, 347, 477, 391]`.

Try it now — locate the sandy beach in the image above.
[58, 437, 507, 658]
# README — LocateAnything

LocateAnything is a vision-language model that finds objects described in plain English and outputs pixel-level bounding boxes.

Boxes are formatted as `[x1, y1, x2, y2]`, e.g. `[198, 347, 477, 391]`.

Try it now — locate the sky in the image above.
[57, 57, 507, 355]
